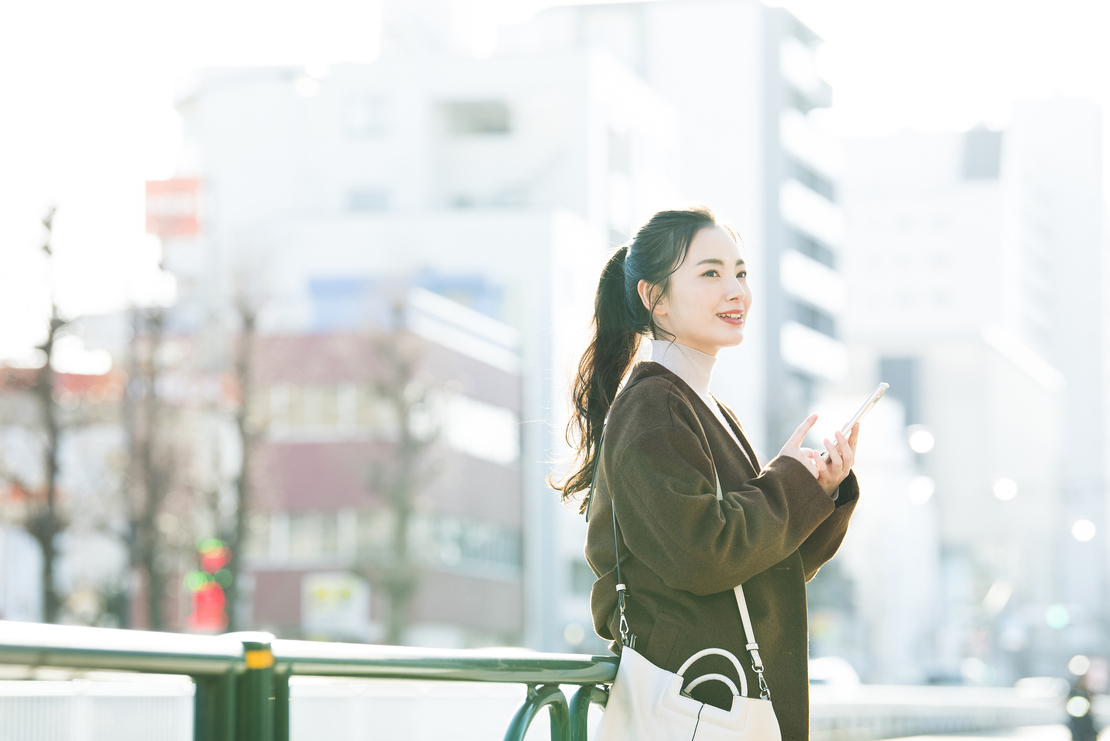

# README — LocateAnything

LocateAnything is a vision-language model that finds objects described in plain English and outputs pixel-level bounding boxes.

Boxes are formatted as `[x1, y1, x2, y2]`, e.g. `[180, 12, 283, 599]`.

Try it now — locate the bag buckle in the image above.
[756, 669, 770, 700]
[616, 583, 636, 649]
[747, 645, 771, 700]
[618, 613, 636, 649]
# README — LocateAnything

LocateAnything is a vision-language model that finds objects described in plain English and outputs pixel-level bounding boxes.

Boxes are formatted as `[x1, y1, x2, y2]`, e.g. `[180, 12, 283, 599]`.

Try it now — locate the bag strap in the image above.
[734, 584, 770, 699]
[587, 378, 772, 700]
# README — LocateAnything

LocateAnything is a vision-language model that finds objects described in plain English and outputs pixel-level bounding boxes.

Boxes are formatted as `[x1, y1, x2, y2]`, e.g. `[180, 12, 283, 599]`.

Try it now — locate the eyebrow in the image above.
[696, 258, 746, 266]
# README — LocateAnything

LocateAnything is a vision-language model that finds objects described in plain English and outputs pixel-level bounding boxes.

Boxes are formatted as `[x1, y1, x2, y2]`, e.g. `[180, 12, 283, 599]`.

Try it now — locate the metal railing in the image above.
[0, 620, 616, 741]
[0, 620, 1072, 741]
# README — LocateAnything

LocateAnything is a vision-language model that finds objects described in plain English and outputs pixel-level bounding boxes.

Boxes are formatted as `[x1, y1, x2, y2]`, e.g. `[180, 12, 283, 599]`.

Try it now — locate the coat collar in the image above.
[625, 361, 761, 474]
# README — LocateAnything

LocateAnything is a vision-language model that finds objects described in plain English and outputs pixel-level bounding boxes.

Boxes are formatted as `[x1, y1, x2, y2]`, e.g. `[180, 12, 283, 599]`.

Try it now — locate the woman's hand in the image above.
[778, 414, 860, 498]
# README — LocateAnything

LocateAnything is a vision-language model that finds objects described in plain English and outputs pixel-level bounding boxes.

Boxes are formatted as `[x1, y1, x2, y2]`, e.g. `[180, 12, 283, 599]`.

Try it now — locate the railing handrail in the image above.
[0, 620, 617, 686]
[270, 638, 618, 685]
[0, 619, 243, 676]
[1, 619, 1066, 741]
[0, 619, 618, 741]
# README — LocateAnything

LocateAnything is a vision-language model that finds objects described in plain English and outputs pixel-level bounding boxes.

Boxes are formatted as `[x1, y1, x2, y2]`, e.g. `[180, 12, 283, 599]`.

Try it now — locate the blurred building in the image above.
[840, 99, 1104, 682]
[501, 0, 848, 456]
[165, 41, 680, 649]
[160, 0, 856, 652]
[499, 0, 852, 650]
[242, 287, 526, 645]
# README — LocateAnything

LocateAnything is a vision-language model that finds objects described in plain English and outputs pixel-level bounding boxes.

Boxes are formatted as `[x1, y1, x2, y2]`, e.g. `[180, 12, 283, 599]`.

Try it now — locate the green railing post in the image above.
[503, 684, 570, 741]
[274, 665, 291, 741]
[228, 632, 276, 741]
[193, 670, 236, 741]
[568, 685, 608, 741]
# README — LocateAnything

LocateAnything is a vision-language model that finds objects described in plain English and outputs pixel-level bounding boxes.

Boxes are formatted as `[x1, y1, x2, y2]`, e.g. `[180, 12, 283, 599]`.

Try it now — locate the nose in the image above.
[725, 274, 746, 302]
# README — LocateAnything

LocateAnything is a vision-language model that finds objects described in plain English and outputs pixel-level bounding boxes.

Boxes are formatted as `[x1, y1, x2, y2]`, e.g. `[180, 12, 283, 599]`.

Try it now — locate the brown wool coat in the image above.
[586, 361, 859, 741]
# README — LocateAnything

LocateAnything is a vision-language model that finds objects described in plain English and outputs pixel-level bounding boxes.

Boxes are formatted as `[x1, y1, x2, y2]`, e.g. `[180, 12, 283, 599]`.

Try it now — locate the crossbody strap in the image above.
[587, 379, 772, 700]
[715, 476, 771, 700]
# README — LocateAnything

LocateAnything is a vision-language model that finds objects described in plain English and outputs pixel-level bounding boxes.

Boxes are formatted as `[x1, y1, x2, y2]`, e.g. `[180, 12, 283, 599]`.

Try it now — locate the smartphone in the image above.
[821, 382, 888, 461]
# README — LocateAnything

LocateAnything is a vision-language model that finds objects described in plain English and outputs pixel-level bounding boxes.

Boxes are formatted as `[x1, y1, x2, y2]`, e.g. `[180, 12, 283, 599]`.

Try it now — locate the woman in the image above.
[555, 206, 860, 741]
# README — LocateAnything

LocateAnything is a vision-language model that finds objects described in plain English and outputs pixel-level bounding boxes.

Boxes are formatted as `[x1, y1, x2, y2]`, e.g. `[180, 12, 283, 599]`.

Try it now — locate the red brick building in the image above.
[243, 292, 524, 647]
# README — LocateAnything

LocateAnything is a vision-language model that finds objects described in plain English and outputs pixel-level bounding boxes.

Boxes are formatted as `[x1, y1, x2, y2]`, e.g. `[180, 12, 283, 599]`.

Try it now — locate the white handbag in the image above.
[595, 642, 781, 740]
[587, 384, 783, 740]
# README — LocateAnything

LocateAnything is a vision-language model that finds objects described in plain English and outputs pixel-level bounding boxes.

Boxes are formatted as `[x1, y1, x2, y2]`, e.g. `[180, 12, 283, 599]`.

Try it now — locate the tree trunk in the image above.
[137, 309, 171, 631]
[29, 207, 65, 624]
[33, 318, 63, 623]
[225, 307, 257, 632]
[378, 319, 428, 646]
[117, 307, 141, 628]
[385, 457, 415, 645]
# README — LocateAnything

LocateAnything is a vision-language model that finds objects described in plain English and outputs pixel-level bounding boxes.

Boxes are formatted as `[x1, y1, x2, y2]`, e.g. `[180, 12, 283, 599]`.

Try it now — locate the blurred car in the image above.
[1014, 676, 1070, 699]
[809, 656, 861, 686]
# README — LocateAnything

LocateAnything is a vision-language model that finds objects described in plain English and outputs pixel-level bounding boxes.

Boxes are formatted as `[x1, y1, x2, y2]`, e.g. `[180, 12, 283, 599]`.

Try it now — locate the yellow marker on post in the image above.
[245, 648, 274, 669]
[226, 632, 277, 741]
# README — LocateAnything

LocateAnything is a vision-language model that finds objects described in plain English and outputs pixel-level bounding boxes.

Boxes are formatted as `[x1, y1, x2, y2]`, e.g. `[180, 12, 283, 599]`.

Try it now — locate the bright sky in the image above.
[1, 0, 1108, 366]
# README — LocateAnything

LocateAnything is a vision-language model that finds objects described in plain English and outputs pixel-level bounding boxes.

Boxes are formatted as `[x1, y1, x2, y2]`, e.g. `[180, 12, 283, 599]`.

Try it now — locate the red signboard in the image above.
[146, 178, 200, 237]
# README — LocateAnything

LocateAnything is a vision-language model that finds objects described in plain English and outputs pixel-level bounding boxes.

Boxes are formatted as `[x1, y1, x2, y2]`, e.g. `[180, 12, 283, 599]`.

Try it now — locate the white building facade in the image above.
[499, 0, 854, 652]
[840, 99, 1104, 681]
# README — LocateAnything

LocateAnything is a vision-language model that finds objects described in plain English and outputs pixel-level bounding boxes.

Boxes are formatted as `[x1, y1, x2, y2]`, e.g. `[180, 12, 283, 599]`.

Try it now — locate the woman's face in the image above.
[639, 225, 751, 356]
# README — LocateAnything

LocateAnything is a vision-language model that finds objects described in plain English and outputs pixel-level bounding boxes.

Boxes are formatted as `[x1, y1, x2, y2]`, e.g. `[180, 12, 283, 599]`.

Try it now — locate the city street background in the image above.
[2, 0, 1109, 727]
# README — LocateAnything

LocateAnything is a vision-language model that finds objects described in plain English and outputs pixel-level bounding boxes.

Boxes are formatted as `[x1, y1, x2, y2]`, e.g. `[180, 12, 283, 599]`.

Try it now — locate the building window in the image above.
[264, 383, 399, 434]
[246, 513, 270, 557]
[344, 95, 388, 137]
[357, 387, 398, 432]
[787, 157, 836, 201]
[419, 516, 522, 576]
[962, 128, 1002, 180]
[441, 395, 520, 465]
[790, 229, 836, 269]
[358, 509, 523, 578]
[441, 101, 511, 135]
[348, 188, 390, 212]
[879, 357, 919, 425]
[783, 371, 816, 432]
[789, 299, 837, 338]
[275, 385, 343, 428]
[289, 511, 340, 559]
[789, 92, 815, 116]
[286, 385, 306, 426]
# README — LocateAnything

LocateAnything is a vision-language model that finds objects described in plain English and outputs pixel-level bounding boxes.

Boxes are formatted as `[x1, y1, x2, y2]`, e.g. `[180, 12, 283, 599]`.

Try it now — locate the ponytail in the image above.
[554, 245, 641, 509]
[552, 205, 724, 512]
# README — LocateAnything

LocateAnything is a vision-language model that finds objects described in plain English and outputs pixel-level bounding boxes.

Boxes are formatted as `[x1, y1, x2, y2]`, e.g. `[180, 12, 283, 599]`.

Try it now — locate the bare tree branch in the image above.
[359, 300, 440, 645]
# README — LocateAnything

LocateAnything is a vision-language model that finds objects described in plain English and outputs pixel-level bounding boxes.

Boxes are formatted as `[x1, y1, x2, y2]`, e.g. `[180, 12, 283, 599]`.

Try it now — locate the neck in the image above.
[649, 339, 717, 396]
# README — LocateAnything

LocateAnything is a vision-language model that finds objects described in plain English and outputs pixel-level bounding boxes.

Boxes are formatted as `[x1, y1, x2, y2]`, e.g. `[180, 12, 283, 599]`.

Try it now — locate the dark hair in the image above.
[552, 205, 734, 511]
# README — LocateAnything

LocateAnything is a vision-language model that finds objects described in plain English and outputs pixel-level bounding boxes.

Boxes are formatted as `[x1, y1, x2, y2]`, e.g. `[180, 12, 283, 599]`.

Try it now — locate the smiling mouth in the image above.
[717, 312, 744, 321]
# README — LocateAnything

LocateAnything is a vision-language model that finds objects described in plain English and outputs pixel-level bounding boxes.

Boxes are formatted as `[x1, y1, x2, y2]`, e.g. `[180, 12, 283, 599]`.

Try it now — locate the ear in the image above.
[637, 279, 667, 316]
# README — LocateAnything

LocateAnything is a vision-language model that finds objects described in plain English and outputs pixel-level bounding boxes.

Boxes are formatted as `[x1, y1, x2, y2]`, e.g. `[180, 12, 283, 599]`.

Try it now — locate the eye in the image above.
[701, 269, 720, 277]
[737, 270, 748, 279]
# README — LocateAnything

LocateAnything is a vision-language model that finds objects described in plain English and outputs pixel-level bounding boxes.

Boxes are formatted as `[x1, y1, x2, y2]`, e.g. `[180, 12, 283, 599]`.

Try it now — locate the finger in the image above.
[835, 431, 853, 467]
[803, 456, 819, 477]
[793, 450, 819, 478]
[785, 413, 818, 449]
[812, 450, 828, 473]
[848, 423, 860, 452]
[824, 438, 842, 468]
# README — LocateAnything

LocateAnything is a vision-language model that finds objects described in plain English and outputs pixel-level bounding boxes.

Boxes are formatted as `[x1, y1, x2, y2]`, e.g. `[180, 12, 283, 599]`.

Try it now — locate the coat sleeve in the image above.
[609, 411, 839, 596]
[798, 470, 859, 581]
